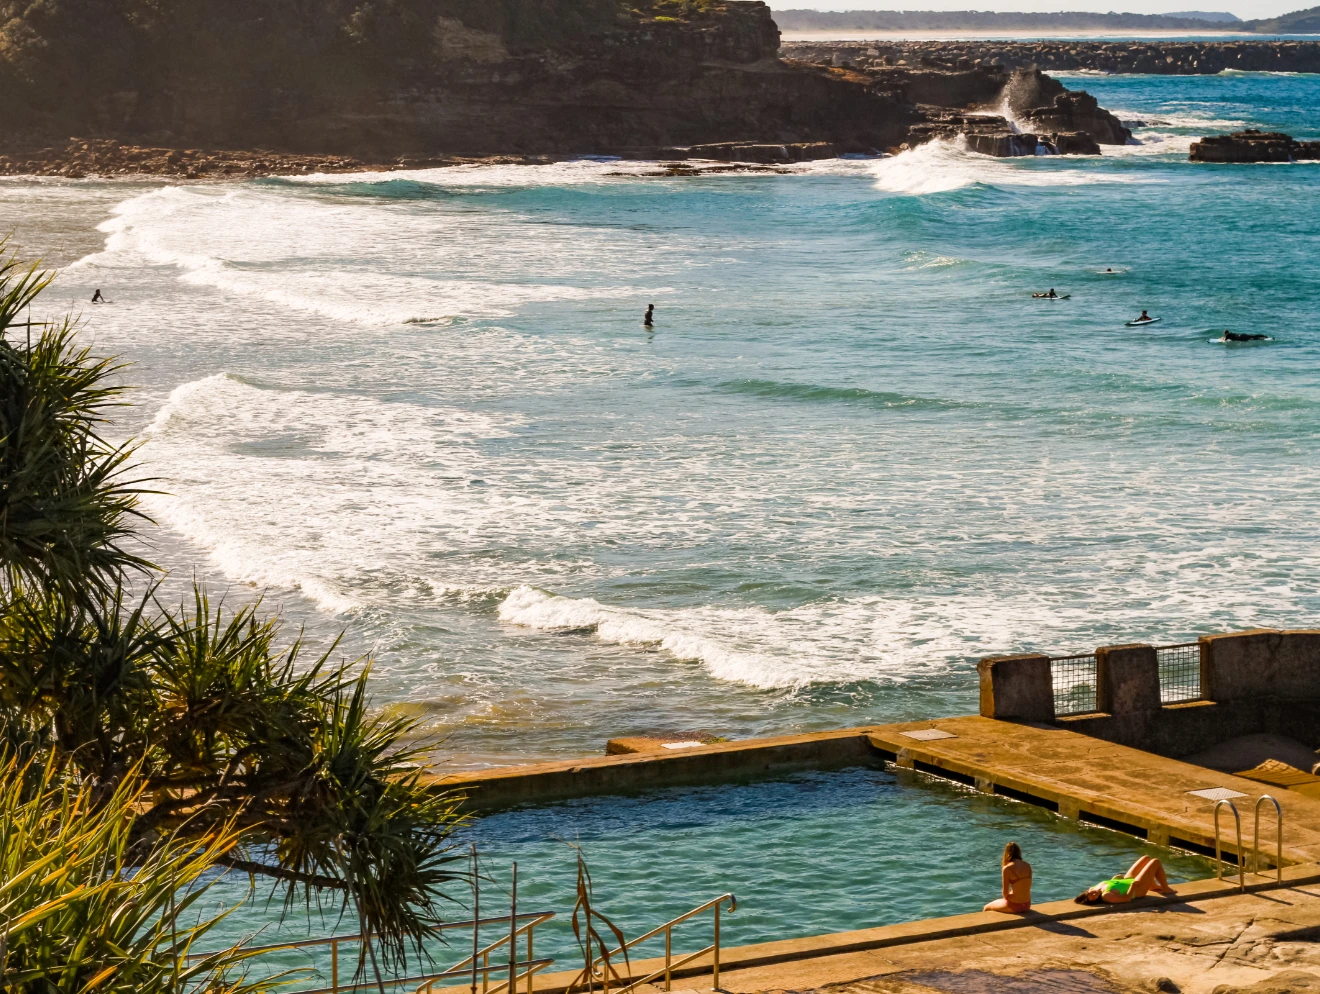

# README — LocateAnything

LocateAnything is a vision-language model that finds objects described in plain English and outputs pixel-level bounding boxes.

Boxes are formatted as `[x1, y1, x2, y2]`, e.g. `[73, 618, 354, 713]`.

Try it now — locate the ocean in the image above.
[7, 70, 1319, 770]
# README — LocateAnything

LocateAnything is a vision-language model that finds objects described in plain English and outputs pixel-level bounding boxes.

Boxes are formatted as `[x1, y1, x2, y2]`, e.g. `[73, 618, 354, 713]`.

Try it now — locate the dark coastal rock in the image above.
[966, 132, 1039, 157]
[1047, 132, 1103, 155]
[1190, 130, 1320, 163]
[962, 131, 1100, 157]
[1004, 69, 1130, 145]
[679, 141, 838, 163]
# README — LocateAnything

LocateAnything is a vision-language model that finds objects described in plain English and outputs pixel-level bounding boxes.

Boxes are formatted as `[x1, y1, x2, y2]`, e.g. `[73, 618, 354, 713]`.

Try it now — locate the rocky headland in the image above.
[0, 0, 1132, 175]
[780, 40, 1320, 76]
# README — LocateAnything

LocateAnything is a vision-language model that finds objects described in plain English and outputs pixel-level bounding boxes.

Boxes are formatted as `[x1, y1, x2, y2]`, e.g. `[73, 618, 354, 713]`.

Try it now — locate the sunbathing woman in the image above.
[1075, 855, 1176, 905]
[984, 842, 1032, 914]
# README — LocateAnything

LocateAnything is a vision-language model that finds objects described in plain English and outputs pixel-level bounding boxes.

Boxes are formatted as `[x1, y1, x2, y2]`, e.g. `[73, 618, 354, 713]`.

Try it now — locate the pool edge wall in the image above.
[426, 725, 897, 812]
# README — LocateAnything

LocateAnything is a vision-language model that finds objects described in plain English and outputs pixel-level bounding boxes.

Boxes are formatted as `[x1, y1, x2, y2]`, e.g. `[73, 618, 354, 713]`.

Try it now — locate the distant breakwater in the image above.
[780, 41, 1320, 76]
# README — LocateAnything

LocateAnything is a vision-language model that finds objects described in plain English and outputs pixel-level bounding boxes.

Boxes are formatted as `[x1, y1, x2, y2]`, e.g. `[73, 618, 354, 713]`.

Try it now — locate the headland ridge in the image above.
[0, 0, 1128, 175]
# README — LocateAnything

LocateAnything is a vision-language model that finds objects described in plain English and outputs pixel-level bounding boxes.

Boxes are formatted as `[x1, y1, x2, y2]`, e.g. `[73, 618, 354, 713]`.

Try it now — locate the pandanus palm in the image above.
[0, 247, 468, 983]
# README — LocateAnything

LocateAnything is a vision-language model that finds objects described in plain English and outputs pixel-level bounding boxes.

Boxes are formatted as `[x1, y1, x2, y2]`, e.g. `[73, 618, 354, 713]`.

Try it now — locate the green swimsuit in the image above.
[1099, 877, 1134, 897]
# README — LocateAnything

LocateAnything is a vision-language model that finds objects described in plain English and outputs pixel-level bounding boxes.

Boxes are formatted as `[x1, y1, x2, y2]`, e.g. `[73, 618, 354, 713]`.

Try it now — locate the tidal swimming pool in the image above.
[197, 766, 1213, 985]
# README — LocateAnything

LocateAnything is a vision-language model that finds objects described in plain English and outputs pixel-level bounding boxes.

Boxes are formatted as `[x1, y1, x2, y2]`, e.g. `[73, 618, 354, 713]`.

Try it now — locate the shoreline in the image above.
[0, 138, 571, 180]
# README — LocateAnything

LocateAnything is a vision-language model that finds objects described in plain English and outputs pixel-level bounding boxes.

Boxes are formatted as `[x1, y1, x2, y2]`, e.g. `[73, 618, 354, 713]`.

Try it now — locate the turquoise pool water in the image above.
[194, 767, 1213, 985]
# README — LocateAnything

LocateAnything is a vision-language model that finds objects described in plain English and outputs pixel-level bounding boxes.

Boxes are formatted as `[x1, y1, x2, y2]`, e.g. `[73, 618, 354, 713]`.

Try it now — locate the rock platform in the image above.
[1191, 130, 1320, 163]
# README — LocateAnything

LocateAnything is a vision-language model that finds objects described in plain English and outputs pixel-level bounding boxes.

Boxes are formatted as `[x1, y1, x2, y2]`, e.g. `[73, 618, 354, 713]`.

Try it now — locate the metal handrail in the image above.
[572, 893, 737, 994]
[1253, 794, 1283, 883]
[187, 911, 556, 994]
[1214, 799, 1245, 891]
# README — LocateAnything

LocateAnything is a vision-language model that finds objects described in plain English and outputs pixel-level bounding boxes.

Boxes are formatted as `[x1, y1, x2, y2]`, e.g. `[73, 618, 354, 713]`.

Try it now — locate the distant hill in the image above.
[1167, 11, 1241, 22]
[773, 6, 1320, 34]
[1245, 6, 1320, 32]
[771, 9, 1247, 31]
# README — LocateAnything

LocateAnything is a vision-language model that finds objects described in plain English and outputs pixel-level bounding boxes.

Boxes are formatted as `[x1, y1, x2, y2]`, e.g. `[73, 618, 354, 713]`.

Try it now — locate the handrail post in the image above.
[664, 926, 672, 992]
[471, 846, 480, 994]
[332, 938, 339, 994]
[1214, 799, 1244, 891]
[527, 920, 535, 994]
[1253, 795, 1284, 883]
[509, 864, 519, 994]
[712, 901, 721, 992]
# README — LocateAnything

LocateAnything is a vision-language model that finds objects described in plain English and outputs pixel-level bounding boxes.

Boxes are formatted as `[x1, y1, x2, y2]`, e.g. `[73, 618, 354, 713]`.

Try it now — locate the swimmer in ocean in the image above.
[644, 304, 654, 327]
[1136, 310, 1151, 322]
[91, 289, 105, 303]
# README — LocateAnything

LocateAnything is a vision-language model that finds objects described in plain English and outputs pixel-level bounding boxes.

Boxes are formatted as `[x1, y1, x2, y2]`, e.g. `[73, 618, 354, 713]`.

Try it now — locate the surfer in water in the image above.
[1135, 310, 1152, 323]
[91, 289, 105, 304]
[644, 304, 654, 327]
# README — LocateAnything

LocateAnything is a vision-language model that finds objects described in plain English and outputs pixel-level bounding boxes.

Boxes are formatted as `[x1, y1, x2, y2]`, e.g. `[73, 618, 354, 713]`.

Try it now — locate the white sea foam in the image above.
[868, 138, 1150, 195]
[497, 584, 977, 689]
[285, 159, 651, 189]
[73, 185, 651, 324]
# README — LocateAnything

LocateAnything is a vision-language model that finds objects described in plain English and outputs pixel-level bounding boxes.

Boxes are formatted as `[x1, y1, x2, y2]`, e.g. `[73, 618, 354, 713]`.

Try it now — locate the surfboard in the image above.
[1216, 332, 1271, 343]
[1096, 270, 1127, 275]
[1125, 317, 1161, 327]
[1032, 294, 1071, 299]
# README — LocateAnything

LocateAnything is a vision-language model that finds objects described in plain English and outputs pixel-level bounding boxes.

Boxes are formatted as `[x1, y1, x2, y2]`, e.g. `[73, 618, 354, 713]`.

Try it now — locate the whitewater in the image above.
[9, 71, 1320, 766]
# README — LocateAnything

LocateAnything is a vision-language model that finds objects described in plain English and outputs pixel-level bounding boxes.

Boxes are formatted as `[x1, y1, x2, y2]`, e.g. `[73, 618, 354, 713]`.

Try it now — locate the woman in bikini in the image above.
[984, 842, 1032, 914]
[1075, 855, 1177, 905]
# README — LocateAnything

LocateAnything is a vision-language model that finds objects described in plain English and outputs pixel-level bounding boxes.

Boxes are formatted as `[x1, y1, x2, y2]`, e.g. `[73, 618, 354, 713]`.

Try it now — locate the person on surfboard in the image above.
[1134, 310, 1152, 323]
[91, 289, 105, 304]
[644, 304, 654, 327]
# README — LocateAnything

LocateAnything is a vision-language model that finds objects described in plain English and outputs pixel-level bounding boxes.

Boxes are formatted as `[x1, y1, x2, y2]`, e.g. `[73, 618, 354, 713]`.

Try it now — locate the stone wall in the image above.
[978, 629, 1320, 758]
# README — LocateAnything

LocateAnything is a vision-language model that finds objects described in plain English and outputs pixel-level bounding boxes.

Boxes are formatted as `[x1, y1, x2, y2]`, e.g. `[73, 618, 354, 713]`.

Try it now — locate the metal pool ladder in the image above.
[1252, 794, 1283, 883]
[573, 893, 737, 994]
[1214, 798, 1245, 891]
[1214, 795, 1285, 890]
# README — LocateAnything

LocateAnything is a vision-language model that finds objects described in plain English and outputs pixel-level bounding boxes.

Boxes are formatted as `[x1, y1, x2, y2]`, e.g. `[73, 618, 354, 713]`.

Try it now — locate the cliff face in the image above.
[0, 0, 911, 156]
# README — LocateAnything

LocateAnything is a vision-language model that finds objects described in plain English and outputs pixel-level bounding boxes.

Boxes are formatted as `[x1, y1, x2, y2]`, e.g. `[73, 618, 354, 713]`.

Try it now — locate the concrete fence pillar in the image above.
[1274, 630, 1320, 699]
[1096, 643, 1159, 715]
[1201, 629, 1280, 702]
[978, 653, 1054, 722]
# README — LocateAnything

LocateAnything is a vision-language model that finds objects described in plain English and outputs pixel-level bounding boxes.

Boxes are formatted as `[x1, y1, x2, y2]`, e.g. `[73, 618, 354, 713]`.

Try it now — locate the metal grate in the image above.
[1158, 642, 1202, 704]
[1051, 653, 1098, 715]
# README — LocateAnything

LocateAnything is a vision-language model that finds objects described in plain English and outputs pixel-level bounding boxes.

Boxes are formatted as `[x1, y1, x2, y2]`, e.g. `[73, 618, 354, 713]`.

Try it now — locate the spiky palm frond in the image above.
[0, 757, 286, 994]
[0, 580, 158, 783]
[264, 670, 469, 972]
[0, 248, 153, 599]
[145, 589, 469, 971]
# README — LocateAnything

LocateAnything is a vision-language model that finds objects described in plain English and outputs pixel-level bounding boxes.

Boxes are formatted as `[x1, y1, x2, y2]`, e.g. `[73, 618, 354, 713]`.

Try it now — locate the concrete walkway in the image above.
[705, 877, 1320, 994]
[870, 717, 1320, 865]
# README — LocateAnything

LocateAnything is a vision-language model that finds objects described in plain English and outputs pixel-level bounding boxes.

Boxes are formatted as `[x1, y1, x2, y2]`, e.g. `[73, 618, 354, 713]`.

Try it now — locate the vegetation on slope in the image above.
[1245, 6, 1320, 33]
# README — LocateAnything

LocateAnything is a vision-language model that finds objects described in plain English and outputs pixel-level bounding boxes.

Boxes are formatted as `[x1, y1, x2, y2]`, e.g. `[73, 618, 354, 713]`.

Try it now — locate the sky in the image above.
[774, 2, 1302, 17]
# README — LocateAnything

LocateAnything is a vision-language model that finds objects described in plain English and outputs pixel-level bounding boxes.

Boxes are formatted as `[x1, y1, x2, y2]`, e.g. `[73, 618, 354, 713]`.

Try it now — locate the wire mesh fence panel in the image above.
[1051, 654, 1098, 715]
[1157, 643, 1202, 704]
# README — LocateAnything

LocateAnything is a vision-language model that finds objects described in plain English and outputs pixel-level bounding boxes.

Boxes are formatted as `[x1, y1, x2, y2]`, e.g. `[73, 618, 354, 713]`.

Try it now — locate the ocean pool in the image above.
[193, 766, 1213, 986]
